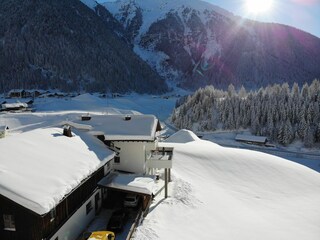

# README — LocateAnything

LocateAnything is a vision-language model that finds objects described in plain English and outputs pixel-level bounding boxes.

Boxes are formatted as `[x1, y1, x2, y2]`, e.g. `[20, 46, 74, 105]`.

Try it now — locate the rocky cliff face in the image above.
[0, 0, 168, 93]
[104, 0, 320, 90]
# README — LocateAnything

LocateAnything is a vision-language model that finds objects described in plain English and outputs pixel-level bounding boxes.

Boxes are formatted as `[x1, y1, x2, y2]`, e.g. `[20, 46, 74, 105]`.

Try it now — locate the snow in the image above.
[104, 0, 234, 37]
[1, 102, 28, 109]
[0, 93, 320, 239]
[164, 129, 199, 143]
[102, 0, 232, 84]
[99, 173, 162, 196]
[70, 114, 160, 141]
[136, 132, 320, 240]
[0, 127, 114, 215]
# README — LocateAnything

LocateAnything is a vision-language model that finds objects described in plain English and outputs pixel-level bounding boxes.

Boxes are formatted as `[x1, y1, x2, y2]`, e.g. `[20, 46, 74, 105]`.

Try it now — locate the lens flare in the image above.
[246, 0, 274, 14]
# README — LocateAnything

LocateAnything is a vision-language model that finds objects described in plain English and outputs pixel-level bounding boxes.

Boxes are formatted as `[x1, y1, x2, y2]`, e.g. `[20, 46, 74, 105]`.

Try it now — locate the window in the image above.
[3, 214, 16, 231]
[104, 161, 111, 175]
[114, 156, 120, 164]
[86, 201, 93, 215]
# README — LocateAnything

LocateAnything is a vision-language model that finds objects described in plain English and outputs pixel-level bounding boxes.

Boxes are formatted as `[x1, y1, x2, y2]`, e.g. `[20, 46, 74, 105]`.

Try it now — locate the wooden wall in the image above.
[0, 166, 105, 240]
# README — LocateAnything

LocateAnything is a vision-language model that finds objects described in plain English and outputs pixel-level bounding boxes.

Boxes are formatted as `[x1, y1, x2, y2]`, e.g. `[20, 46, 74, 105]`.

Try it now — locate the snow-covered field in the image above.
[1, 93, 320, 240]
[137, 131, 320, 240]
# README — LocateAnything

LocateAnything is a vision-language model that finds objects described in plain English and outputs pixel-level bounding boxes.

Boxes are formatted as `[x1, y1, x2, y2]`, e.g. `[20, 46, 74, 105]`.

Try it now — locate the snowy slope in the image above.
[135, 130, 320, 240]
[103, 0, 231, 82]
[105, 0, 234, 36]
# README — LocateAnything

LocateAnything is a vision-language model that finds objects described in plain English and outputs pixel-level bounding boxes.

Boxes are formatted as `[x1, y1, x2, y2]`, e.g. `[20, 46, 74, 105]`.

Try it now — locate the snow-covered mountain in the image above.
[103, 0, 320, 90]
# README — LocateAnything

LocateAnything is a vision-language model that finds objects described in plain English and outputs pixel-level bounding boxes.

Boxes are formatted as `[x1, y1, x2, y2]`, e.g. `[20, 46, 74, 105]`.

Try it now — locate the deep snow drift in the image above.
[135, 130, 320, 240]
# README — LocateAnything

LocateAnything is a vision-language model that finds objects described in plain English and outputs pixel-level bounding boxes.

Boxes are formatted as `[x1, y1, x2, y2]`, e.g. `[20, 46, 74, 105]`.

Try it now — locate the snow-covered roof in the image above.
[73, 114, 161, 141]
[235, 134, 268, 143]
[98, 172, 158, 196]
[1, 102, 28, 109]
[0, 127, 115, 215]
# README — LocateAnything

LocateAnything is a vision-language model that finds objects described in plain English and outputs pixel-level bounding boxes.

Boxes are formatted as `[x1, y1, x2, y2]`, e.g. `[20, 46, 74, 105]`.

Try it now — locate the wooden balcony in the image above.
[146, 147, 173, 169]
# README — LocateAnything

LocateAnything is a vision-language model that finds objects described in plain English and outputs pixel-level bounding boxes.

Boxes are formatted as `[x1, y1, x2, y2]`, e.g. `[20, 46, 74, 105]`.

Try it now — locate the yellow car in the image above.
[86, 231, 115, 240]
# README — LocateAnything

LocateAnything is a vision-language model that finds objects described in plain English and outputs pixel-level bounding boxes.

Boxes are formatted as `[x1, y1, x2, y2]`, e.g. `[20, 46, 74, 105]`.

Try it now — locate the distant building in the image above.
[235, 134, 268, 145]
[7, 89, 47, 98]
[1, 102, 28, 112]
[7, 89, 25, 98]
[0, 128, 115, 240]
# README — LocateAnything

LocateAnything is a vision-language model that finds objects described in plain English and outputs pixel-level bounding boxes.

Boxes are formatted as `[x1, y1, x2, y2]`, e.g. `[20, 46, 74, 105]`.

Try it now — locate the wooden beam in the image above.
[165, 168, 168, 198]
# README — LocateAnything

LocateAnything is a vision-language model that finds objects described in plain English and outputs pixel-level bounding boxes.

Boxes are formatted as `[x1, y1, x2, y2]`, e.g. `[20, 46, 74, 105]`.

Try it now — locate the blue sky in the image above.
[207, 0, 320, 37]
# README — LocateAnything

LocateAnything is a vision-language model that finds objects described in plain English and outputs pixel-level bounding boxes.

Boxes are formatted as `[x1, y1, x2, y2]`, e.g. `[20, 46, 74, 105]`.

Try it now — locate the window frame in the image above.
[3, 214, 16, 231]
[86, 201, 93, 215]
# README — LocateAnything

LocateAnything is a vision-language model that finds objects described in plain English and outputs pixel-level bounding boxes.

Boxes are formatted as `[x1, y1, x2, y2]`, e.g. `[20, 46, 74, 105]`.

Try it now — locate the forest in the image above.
[172, 80, 320, 147]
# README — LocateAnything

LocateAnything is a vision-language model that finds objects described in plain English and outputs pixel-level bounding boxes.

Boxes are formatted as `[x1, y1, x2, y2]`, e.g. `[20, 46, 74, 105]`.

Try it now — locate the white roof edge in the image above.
[235, 134, 268, 143]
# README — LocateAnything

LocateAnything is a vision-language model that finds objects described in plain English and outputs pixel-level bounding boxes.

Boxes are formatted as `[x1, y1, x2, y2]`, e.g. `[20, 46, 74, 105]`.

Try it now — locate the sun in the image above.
[246, 0, 274, 14]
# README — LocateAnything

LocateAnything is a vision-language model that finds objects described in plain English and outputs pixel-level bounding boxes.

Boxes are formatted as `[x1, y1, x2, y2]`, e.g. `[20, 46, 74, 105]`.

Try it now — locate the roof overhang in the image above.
[98, 172, 155, 196]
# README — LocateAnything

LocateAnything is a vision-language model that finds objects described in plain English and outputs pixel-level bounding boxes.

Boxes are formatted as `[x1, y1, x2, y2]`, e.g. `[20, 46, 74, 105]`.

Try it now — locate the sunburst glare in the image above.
[246, 0, 274, 14]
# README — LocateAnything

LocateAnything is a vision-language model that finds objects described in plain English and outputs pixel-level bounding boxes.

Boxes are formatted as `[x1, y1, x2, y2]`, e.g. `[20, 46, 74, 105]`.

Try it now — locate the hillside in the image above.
[0, 0, 167, 93]
[135, 130, 320, 240]
[171, 81, 320, 147]
[103, 0, 320, 90]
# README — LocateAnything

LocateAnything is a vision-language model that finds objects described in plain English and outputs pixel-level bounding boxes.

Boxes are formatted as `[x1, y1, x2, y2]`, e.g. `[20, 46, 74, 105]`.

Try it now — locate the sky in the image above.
[99, 0, 320, 38]
[208, 0, 320, 37]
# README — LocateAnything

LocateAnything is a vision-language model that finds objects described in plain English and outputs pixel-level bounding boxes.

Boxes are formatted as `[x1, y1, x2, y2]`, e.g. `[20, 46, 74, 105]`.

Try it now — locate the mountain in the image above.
[0, 0, 168, 94]
[103, 0, 320, 90]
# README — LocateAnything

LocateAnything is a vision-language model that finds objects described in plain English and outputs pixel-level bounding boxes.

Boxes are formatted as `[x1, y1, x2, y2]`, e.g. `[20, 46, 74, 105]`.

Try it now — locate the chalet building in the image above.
[7, 89, 25, 98]
[68, 114, 164, 174]
[235, 134, 268, 146]
[65, 114, 174, 207]
[1, 102, 28, 112]
[7, 89, 47, 98]
[0, 128, 115, 240]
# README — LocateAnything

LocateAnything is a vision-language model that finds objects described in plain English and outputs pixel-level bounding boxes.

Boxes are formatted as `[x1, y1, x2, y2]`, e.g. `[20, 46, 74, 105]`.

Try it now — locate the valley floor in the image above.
[1, 93, 320, 240]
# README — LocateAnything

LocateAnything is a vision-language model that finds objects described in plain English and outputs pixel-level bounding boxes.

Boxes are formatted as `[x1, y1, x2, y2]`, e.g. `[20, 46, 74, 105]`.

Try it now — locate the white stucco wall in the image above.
[112, 141, 156, 174]
[49, 189, 101, 240]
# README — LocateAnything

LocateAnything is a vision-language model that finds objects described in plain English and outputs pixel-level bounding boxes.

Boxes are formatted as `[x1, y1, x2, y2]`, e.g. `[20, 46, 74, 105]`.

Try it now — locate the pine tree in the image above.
[304, 126, 315, 148]
[297, 117, 307, 140]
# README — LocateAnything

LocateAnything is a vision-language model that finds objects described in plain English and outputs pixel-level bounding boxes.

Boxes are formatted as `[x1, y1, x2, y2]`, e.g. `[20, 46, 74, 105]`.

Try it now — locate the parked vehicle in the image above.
[123, 193, 139, 208]
[107, 209, 127, 232]
[83, 231, 115, 240]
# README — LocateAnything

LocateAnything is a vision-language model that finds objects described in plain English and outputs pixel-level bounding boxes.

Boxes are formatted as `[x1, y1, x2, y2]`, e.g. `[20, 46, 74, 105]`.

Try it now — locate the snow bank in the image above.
[140, 136, 320, 240]
[0, 128, 114, 215]
[164, 129, 200, 143]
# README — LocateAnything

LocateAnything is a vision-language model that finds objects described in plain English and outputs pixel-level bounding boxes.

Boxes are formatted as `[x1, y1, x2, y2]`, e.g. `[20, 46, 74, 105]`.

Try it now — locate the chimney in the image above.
[63, 125, 72, 137]
[124, 115, 131, 121]
[81, 113, 91, 121]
